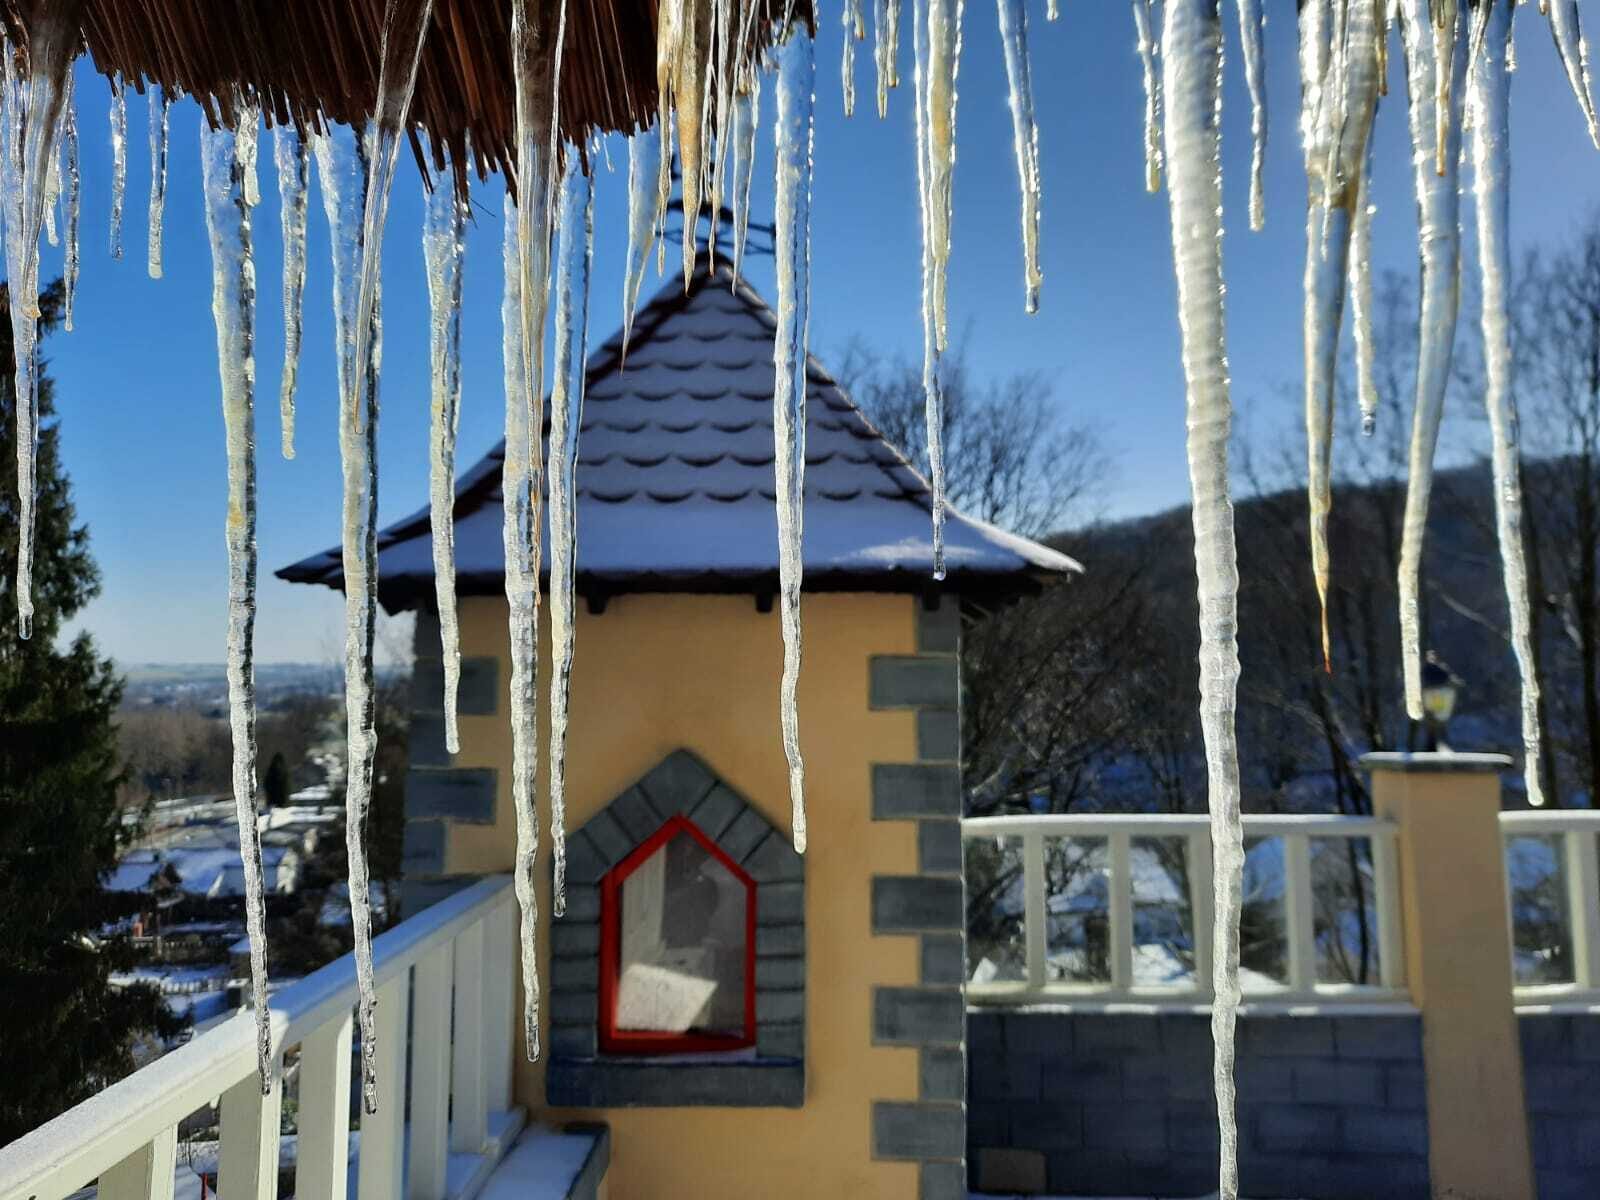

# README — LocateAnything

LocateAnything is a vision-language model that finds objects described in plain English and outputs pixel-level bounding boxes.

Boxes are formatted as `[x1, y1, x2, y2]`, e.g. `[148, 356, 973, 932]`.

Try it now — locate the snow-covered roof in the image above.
[278, 260, 1080, 611]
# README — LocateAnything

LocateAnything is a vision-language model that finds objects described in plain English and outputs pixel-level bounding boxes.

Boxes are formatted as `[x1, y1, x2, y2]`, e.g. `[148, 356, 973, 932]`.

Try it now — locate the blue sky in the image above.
[30, 5, 1600, 663]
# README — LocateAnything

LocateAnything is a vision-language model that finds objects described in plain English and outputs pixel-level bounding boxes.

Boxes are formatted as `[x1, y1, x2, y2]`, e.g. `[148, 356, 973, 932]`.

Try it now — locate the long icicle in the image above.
[874, 0, 900, 116]
[1159, 2, 1244, 1196]
[623, 125, 663, 356]
[335, 0, 436, 1113]
[1133, 0, 1163, 193]
[1397, 0, 1467, 720]
[147, 85, 170, 278]
[731, 74, 761, 280]
[275, 125, 310, 459]
[199, 103, 273, 1092]
[63, 73, 79, 331]
[774, 25, 815, 853]
[1547, 0, 1600, 148]
[509, 0, 567, 1062]
[996, 0, 1042, 314]
[108, 75, 125, 259]
[1471, 0, 1546, 807]
[1236, 0, 1267, 230]
[4, 12, 79, 642]
[844, 0, 863, 115]
[1350, 162, 1380, 435]
[548, 147, 594, 916]
[424, 145, 467, 758]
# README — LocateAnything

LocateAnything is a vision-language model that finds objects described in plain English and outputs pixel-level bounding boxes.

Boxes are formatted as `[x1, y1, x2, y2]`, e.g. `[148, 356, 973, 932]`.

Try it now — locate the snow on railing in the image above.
[1500, 810, 1600, 1007]
[960, 813, 1405, 1008]
[0, 875, 518, 1200]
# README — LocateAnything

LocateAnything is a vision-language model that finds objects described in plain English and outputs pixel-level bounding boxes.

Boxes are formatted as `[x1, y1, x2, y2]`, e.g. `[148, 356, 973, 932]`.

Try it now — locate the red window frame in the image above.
[598, 814, 758, 1055]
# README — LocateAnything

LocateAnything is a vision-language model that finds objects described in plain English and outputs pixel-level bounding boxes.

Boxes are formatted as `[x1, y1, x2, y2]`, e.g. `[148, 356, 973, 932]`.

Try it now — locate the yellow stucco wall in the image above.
[446, 592, 924, 1198]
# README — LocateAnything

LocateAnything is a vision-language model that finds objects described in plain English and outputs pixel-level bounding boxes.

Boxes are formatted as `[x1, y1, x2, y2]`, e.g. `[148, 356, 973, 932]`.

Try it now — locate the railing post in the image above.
[1565, 829, 1600, 991]
[1283, 833, 1315, 994]
[1372, 830, 1405, 992]
[1362, 751, 1534, 1200]
[483, 898, 516, 1112]
[1187, 832, 1213, 1000]
[357, 974, 411, 1200]
[1108, 832, 1133, 992]
[218, 1054, 284, 1200]
[1023, 831, 1047, 992]
[98, 1126, 177, 1200]
[295, 1011, 354, 1200]
[408, 940, 454, 1200]
[451, 919, 488, 1153]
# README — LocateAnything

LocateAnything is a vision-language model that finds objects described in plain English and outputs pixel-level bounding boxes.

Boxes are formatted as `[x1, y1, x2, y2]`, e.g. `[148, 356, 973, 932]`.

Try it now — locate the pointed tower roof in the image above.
[278, 259, 1079, 612]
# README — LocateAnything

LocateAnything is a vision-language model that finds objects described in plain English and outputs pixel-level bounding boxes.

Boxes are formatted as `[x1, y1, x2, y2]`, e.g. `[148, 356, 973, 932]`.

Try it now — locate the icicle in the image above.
[924, 0, 964, 352]
[199, 104, 273, 1092]
[147, 85, 170, 278]
[319, 0, 436, 1114]
[423, 147, 467, 758]
[1471, 0, 1546, 806]
[1350, 169, 1380, 435]
[707, 0, 735, 258]
[509, 0, 567, 1063]
[623, 126, 663, 355]
[844, 0, 863, 115]
[773, 26, 815, 853]
[1432, 0, 1459, 171]
[44, 132, 58, 247]
[912, 0, 951, 577]
[731, 76, 761, 279]
[1236, 0, 1267, 229]
[1159, 2, 1244, 1196]
[4, 15, 78, 642]
[549, 149, 594, 916]
[63, 74, 79, 332]
[274, 126, 310, 459]
[874, 0, 903, 116]
[1047, 0, 1059, 18]
[996, 0, 1042, 313]
[1133, 0, 1163, 192]
[108, 76, 126, 259]
[1397, 0, 1467, 720]
[1547, 1, 1600, 147]
[236, 103, 260, 208]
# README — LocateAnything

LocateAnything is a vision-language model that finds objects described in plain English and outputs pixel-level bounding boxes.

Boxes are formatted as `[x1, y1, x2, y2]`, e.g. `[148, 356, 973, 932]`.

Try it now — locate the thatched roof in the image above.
[3, 0, 793, 187]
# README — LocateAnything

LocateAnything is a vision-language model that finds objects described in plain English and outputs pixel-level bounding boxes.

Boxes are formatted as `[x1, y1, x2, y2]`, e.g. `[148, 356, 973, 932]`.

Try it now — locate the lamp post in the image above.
[1419, 652, 1462, 753]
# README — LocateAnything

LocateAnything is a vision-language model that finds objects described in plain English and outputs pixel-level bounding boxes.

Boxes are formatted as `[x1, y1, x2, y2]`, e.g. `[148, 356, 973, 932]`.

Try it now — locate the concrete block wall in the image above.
[968, 1009, 1430, 1199]
[869, 598, 967, 1200]
[1520, 1013, 1600, 1200]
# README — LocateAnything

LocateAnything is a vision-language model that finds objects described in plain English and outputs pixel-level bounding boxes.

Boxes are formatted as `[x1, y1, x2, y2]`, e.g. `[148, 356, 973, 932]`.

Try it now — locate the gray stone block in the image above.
[1252, 1104, 1341, 1155]
[559, 885, 601, 922]
[406, 768, 497, 823]
[402, 819, 447, 876]
[1522, 1013, 1574, 1061]
[873, 875, 963, 933]
[1235, 1057, 1295, 1102]
[969, 1053, 1039, 1103]
[1525, 1063, 1600, 1114]
[919, 1160, 967, 1200]
[756, 989, 805, 1024]
[756, 1022, 805, 1058]
[1570, 1015, 1600, 1062]
[552, 921, 600, 958]
[548, 1059, 804, 1108]
[967, 1009, 1004, 1058]
[1240, 1014, 1336, 1057]
[976, 1148, 1046, 1195]
[870, 656, 960, 709]
[606, 786, 665, 844]
[921, 1046, 964, 1101]
[409, 713, 451, 766]
[719, 807, 771, 863]
[550, 990, 598, 1025]
[1384, 1062, 1427, 1111]
[1166, 1103, 1220, 1156]
[550, 955, 599, 991]
[921, 933, 965, 985]
[1048, 1150, 1128, 1196]
[873, 987, 964, 1046]
[755, 956, 805, 990]
[1334, 1015, 1423, 1060]
[1533, 1168, 1597, 1200]
[1342, 1108, 1427, 1158]
[579, 808, 633, 867]
[1082, 1108, 1164, 1152]
[399, 874, 469, 918]
[872, 1101, 965, 1160]
[917, 599, 961, 654]
[1075, 1013, 1159, 1056]
[414, 606, 441, 654]
[1120, 1057, 1175, 1100]
[1011, 1102, 1083, 1151]
[1292, 1059, 1384, 1107]
[966, 1101, 1009, 1148]
[411, 659, 445, 714]
[638, 749, 718, 812]
[744, 831, 804, 882]
[1039, 1058, 1118, 1104]
[564, 832, 609, 885]
[1318, 1156, 1432, 1200]
[1004, 1011, 1072, 1057]
[1157, 1013, 1213, 1058]
[872, 763, 962, 820]
[415, 656, 500, 716]
[548, 1023, 597, 1057]
[757, 925, 804, 956]
[758, 881, 804, 925]
[687, 783, 746, 841]
[918, 820, 963, 875]
[916, 709, 961, 761]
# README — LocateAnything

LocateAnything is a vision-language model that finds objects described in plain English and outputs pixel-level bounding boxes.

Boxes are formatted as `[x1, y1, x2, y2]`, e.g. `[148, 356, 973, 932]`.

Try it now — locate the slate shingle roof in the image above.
[278, 259, 1079, 612]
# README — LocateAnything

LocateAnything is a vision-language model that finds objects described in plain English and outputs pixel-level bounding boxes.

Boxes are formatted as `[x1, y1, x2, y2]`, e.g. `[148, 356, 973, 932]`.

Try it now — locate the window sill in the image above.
[546, 1054, 804, 1108]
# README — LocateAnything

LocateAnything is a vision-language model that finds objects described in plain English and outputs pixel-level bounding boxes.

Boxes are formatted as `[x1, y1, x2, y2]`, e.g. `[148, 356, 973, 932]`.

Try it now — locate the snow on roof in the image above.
[278, 260, 1080, 611]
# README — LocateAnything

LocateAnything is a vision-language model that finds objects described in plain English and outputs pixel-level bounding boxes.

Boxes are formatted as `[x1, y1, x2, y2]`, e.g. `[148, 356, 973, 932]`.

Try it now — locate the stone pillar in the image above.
[1361, 752, 1535, 1200]
[868, 596, 966, 1200]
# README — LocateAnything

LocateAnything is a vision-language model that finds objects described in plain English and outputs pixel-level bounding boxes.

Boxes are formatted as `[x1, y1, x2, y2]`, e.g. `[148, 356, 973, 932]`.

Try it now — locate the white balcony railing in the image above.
[961, 813, 1406, 1008]
[0, 875, 520, 1200]
[1500, 809, 1600, 1007]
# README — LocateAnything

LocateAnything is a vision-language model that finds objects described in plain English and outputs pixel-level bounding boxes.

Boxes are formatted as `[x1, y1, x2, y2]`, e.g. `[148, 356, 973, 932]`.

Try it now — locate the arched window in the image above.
[598, 814, 757, 1054]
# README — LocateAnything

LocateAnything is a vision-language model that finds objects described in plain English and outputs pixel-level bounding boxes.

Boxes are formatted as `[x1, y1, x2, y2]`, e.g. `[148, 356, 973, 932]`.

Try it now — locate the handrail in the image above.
[961, 812, 1405, 1008]
[1499, 810, 1600, 1004]
[0, 875, 516, 1200]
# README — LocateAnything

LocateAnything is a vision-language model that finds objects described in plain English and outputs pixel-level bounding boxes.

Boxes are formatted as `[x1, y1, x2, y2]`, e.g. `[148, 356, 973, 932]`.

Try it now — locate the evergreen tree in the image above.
[0, 280, 182, 1144]
[264, 751, 290, 808]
